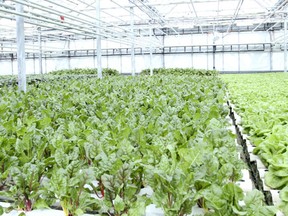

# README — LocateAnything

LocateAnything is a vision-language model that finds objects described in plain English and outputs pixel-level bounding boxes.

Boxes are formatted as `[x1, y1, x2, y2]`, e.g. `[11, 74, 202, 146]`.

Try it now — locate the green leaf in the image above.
[279, 201, 288, 215]
[39, 117, 51, 128]
[244, 190, 264, 206]
[231, 206, 247, 215]
[33, 199, 50, 209]
[75, 208, 84, 215]
[265, 171, 288, 189]
[222, 183, 244, 206]
[194, 179, 211, 191]
[114, 195, 125, 213]
[280, 186, 288, 202]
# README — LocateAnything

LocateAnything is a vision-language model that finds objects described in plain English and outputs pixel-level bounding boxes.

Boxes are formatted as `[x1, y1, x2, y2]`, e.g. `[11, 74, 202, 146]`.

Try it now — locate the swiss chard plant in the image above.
[0, 73, 276, 215]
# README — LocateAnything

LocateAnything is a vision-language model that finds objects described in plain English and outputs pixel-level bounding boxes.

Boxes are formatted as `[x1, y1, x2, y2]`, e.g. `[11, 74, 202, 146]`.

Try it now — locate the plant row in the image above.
[0, 74, 107, 88]
[0, 75, 275, 216]
[140, 68, 218, 76]
[223, 73, 288, 215]
[49, 68, 119, 76]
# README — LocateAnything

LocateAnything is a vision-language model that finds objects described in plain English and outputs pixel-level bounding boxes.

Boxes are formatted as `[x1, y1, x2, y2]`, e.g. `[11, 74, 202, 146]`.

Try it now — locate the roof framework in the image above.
[0, 0, 287, 53]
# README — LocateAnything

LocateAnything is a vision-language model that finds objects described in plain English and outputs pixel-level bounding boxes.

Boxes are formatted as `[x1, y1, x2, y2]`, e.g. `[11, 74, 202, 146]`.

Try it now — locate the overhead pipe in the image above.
[76, 0, 131, 31]
[226, 0, 244, 33]
[253, 0, 269, 9]
[253, 0, 287, 32]
[111, 0, 167, 36]
[8, 0, 161, 47]
[189, 0, 204, 34]
[38, 0, 154, 43]
[131, 0, 179, 35]
[266, 21, 281, 31]
[0, 6, 105, 38]
[9, 0, 138, 43]
[78, 0, 125, 24]
[0, 6, 159, 47]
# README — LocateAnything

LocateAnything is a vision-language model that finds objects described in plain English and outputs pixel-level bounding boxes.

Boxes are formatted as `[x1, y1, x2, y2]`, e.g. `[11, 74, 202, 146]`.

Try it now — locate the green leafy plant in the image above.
[0, 73, 274, 215]
[140, 68, 218, 76]
[223, 73, 288, 214]
[44, 147, 97, 216]
[49, 68, 119, 76]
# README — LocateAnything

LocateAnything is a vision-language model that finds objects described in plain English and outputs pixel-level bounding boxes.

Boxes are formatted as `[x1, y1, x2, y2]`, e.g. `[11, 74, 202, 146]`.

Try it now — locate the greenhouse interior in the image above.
[0, 0, 288, 216]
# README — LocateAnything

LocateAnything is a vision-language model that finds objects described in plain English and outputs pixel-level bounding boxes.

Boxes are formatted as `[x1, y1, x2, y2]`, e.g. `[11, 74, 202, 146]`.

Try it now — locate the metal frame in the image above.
[1, 0, 288, 80]
[1, 0, 287, 43]
[0, 43, 276, 61]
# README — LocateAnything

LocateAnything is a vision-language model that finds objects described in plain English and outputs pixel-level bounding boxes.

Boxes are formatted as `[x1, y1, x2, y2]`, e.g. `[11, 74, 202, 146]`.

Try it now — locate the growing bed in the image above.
[0, 72, 277, 216]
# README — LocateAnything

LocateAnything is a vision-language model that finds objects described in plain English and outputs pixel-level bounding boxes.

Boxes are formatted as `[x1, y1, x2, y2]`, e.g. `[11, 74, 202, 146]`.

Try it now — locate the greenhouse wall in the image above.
[0, 31, 285, 75]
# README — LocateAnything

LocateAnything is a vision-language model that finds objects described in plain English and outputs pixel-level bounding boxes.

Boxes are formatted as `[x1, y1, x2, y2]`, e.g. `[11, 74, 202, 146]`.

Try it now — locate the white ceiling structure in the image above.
[0, 0, 287, 49]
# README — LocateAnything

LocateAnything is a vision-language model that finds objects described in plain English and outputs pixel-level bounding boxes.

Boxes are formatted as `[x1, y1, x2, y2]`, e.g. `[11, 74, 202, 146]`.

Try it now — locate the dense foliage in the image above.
[140, 68, 218, 76]
[0, 75, 275, 216]
[223, 73, 288, 214]
[49, 68, 119, 76]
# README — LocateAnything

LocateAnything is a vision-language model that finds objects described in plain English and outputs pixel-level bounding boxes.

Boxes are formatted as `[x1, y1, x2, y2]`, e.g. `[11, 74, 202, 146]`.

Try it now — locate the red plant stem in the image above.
[25, 197, 32, 211]
[99, 179, 105, 197]
[168, 193, 172, 208]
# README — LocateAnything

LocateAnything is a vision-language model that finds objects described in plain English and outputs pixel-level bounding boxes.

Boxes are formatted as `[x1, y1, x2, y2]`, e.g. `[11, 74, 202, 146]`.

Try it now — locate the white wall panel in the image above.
[240, 52, 270, 71]
[26, 59, 35, 74]
[107, 56, 121, 72]
[121, 55, 131, 73]
[215, 53, 224, 71]
[165, 35, 192, 46]
[193, 53, 208, 69]
[239, 32, 270, 44]
[223, 52, 238, 71]
[164, 54, 192, 68]
[222, 32, 239, 44]
[192, 34, 208, 45]
[1, 30, 286, 75]
[272, 52, 284, 71]
[0, 61, 12, 75]
[152, 54, 164, 69]
[134, 55, 147, 72]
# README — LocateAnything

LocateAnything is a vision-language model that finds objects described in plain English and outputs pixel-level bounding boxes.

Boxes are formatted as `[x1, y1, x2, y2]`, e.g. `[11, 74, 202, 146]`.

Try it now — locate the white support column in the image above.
[68, 39, 71, 69]
[93, 38, 96, 68]
[96, 0, 102, 79]
[284, 15, 287, 73]
[269, 31, 273, 72]
[130, 6, 135, 76]
[149, 27, 153, 76]
[191, 35, 193, 68]
[38, 27, 43, 75]
[119, 42, 123, 74]
[238, 32, 240, 72]
[11, 54, 14, 75]
[44, 41, 47, 73]
[206, 34, 208, 70]
[16, 3, 26, 92]
[33, 53, 36, 74]
[162, 35, 165, 68]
